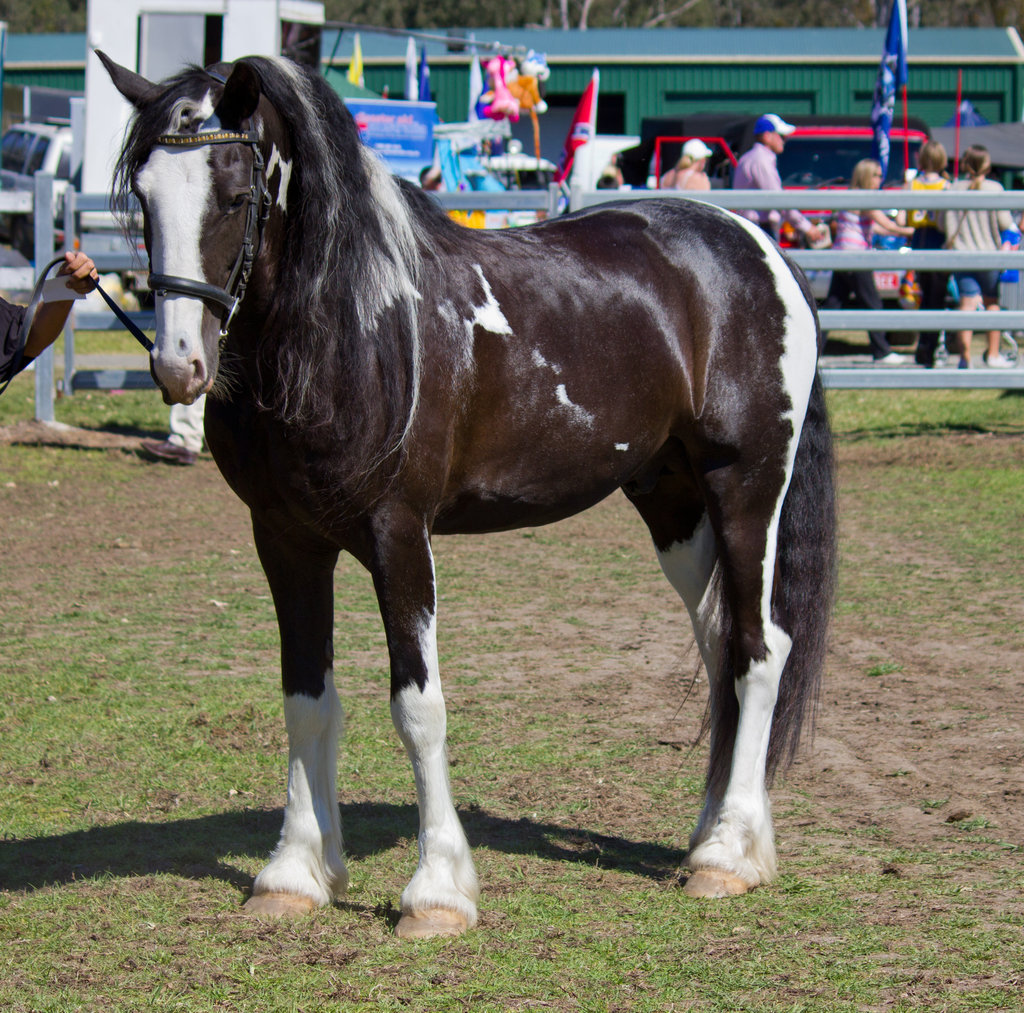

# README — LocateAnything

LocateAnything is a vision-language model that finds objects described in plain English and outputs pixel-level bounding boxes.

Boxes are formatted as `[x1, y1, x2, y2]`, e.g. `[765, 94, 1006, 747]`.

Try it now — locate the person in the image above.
[944, 145, 1016, 369]
[419, 165, 444, 192]
[821, 158, 913, 363]
[140, 396, 206, 466]
[0, 252, 99, 386]
[661, 139, 712, 191]
[732, 113, 828, 246]
[905, 140, 951, 367]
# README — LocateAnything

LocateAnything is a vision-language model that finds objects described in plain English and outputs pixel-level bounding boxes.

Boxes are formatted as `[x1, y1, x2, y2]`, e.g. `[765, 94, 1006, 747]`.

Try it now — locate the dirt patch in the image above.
[3, 421, 1021, 871]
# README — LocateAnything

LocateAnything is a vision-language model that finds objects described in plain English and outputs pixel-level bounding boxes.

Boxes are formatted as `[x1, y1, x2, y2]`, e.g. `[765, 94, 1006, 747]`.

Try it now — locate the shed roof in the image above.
[5, 26, 1023, 70]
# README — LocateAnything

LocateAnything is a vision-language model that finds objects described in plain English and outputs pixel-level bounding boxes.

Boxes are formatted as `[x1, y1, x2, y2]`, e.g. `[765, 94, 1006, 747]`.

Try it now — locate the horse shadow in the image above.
[0, 802, 685, 897]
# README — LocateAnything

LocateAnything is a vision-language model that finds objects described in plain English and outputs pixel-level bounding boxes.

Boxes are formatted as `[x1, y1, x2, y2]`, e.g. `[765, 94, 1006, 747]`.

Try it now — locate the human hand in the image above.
[56, 251, 99, 295]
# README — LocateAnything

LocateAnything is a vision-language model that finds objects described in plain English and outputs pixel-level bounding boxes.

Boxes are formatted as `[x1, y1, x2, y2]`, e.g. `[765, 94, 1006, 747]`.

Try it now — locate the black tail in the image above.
[702, 372, 837, 785]
[767, 372, 837, 774]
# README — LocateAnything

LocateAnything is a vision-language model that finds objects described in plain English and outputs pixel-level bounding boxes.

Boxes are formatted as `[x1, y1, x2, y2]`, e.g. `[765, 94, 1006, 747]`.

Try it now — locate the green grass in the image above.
[1, 383, 1022, 1010]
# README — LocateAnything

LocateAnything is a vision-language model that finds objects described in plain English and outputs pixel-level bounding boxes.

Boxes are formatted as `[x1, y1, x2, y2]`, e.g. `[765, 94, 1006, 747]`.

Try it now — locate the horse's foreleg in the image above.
[244, 520, 347, 917]
[371, 511, 479, 939]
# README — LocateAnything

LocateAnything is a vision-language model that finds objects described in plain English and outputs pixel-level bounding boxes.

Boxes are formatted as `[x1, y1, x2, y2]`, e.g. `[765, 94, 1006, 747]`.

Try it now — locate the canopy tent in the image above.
[931, 122, 1024, 169]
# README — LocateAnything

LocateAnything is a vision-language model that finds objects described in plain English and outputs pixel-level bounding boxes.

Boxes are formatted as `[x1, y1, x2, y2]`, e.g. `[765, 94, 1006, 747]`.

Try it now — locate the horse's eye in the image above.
[227, 193, 248, 212]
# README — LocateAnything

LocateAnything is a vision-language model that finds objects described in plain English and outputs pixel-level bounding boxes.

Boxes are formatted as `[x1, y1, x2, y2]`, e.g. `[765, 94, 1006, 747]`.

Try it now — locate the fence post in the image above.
[33, 173, 56, 423]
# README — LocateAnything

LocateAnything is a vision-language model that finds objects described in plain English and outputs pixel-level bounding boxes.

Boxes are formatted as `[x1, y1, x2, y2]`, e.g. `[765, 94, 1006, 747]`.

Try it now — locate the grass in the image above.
[1, 378, 1023, 1010]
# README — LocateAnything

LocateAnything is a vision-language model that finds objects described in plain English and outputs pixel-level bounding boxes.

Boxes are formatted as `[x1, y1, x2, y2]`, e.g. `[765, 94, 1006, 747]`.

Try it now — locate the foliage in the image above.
[3, 0, 1024, 33]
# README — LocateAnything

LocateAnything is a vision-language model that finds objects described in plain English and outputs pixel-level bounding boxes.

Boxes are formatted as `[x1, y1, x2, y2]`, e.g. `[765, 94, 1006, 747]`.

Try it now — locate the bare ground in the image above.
[2, 420, 1022, 896]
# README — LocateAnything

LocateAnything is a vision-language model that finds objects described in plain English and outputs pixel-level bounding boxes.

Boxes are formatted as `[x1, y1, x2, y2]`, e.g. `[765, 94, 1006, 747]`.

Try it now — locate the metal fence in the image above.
[10, 176, 1024, 422]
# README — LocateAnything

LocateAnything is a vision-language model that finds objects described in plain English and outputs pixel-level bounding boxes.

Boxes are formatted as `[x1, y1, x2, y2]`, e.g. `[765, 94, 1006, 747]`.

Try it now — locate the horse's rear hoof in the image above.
[243, 891, 318, 918]
[683, 870, 752, 898]
[395, 908, 469, 939]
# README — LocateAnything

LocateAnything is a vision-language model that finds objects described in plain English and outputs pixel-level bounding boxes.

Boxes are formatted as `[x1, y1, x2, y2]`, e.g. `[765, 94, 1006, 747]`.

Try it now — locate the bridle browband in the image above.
[148, 124, 273, 334]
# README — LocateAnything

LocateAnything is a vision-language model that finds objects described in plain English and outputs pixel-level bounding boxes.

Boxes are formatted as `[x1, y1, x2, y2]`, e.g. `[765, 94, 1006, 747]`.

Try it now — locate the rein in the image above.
[148, 128, 272, 334]
[0, 256, 153, 400]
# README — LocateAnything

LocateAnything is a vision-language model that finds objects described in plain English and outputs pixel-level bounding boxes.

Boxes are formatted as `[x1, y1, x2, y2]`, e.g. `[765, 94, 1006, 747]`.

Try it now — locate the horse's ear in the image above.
[217, 62, 262, 127]
[95, 50, 162, 109]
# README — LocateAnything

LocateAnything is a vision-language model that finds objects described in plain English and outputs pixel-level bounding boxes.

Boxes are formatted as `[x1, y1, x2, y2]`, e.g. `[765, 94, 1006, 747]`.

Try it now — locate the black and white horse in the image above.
[99, 52, 836, 939]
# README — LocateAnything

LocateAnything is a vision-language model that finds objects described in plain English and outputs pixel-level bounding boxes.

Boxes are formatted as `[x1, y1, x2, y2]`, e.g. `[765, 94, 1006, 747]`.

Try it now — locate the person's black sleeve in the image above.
[0, 298, 30, 384]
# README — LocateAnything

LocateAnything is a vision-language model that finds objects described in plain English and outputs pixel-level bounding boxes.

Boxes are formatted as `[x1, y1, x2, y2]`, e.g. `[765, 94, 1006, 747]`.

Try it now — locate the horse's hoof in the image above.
[243, 891, 318, 918]
[683, 869, 752, 898]
[394, 908, 470, 939]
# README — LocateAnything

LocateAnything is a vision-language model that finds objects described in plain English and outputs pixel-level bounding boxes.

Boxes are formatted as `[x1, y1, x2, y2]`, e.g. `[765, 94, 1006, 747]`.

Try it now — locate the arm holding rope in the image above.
[22, 251, 99, 358]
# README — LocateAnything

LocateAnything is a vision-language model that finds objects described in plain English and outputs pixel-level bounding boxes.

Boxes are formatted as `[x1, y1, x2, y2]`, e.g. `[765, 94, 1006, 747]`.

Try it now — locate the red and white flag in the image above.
[553, 69, 599, 184]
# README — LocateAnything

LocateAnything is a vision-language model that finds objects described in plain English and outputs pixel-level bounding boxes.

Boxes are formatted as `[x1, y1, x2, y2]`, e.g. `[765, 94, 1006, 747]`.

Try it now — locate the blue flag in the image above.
[418, 46, 431, 103]
[870, 0, 908, 179]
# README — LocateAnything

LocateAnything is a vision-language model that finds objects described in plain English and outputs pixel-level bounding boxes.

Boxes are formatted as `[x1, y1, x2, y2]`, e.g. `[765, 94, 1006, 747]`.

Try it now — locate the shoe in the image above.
[958, 357, 971, 370]
[982, 352, 1014, 369]
[874, 352, 906, 364]
[139, 439, 198, 466]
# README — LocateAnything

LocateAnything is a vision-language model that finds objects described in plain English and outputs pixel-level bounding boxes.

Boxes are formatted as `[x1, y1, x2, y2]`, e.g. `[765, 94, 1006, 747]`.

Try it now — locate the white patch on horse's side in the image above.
[531, 348, 562, 374]
[554, 382, 595, 428]
[730, 212, 818, 624]
[390, 600, 479, 927]
[614, 442, 629, 452]
[252, 679, 348, 906]
[137, 143, 214, 396]
[467, 265, 513, 338]
[265, 145, 292, 212]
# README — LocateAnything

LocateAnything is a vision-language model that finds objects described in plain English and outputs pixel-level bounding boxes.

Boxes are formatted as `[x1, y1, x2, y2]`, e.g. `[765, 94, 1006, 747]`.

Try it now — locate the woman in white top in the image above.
[943, 145, 1016, 368]
[661, 139, 712, 191]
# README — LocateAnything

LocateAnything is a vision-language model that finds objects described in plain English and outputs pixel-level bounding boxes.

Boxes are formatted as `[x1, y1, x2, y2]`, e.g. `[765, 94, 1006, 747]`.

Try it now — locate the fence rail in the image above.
[10, 177, 1024, 421]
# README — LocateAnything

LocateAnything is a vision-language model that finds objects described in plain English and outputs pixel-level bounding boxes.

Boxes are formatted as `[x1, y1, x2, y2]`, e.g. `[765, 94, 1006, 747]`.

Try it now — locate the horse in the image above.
[98, 51, 836, 940]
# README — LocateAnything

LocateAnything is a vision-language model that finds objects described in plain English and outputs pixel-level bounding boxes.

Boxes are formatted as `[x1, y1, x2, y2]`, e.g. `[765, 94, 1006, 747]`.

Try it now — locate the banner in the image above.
[554, 69, 599, 184]
[870, 0, 908, 178]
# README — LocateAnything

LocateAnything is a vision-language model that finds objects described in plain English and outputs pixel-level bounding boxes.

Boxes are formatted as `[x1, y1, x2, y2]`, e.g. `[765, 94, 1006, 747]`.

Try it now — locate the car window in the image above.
[25, 136, 51, 175]
[56, 145, 72, 181]
[778, 138, 922, 188]
[1, 130, 33, 172]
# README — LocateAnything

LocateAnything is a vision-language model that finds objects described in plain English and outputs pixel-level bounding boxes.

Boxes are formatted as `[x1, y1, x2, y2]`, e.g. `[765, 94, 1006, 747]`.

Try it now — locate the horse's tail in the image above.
[766, 371, 837, 776]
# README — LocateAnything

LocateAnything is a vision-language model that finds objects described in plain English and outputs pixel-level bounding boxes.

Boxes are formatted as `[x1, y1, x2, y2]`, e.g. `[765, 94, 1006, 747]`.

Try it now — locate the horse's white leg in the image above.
[247, 679, 348, 915]
[372, 514, 478, 939]
[245, 524, 348, 917]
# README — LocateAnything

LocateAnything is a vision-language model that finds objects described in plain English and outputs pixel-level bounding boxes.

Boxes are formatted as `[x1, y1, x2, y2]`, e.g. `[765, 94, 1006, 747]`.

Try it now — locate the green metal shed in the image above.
[4, 26, 1022, 161]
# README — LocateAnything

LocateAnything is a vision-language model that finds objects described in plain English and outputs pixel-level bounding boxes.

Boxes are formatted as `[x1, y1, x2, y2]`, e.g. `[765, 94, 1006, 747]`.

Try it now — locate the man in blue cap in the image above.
[733, 113, 827, 246]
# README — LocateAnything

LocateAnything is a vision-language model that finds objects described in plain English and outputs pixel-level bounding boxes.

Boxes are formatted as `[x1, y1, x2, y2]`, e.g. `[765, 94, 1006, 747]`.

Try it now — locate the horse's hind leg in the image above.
[244, 521, 348, 917]
[628, 432, 797, 898]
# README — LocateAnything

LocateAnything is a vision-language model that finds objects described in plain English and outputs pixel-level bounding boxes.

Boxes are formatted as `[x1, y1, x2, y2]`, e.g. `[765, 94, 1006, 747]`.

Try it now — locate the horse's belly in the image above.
[432, 479, 620, 535]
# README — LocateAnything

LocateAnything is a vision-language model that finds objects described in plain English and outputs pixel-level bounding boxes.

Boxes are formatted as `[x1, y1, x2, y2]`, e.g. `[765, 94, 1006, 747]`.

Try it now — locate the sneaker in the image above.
[982, 352, 1014, 369]
[139, 439, 198, 466]
[874, 352, 906, 364]
[958, 357, 971, 370]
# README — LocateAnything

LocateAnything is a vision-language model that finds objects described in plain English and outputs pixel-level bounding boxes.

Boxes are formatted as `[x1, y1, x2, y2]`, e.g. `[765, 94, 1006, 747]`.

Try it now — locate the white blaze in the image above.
[136, 145, 214, 401]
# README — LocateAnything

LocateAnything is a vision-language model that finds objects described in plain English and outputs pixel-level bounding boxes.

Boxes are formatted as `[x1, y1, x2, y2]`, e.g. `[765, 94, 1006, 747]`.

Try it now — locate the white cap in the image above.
[682, 138, 714, 160]
[755, 113, 796, 136]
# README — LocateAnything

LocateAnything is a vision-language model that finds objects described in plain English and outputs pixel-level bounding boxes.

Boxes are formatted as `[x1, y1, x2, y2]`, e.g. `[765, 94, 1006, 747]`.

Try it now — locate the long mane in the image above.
[113, 57, 430, 489]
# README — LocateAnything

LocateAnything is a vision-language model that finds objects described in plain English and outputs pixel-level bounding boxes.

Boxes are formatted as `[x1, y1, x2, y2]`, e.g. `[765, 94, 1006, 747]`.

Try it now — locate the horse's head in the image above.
[98, 52, 286, 405]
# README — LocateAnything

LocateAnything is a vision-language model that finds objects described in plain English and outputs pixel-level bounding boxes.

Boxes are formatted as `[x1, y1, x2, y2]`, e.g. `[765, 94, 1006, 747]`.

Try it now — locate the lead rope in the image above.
[0, 256, 153, 400]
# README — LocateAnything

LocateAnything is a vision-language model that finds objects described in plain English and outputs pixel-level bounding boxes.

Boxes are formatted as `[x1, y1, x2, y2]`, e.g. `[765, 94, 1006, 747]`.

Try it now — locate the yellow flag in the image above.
[347, 34, 364, 88]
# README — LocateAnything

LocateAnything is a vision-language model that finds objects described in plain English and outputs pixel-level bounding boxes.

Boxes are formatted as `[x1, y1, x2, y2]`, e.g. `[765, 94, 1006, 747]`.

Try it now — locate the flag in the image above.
[418, 46, 431, 102]
[347, 33, 364, 88]
[468, 48, 483, 123]
[404, 37, 417, 100]
[553, 70, 599, 184]
[870, 0, 908, 179]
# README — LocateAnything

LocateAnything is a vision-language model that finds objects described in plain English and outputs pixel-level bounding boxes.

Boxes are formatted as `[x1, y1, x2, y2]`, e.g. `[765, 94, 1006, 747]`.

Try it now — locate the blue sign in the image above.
[345, 99, 437, 162]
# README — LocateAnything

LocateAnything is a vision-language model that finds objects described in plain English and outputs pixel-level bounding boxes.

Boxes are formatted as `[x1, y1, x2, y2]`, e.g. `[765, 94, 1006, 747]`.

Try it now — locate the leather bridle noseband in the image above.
[148, 127, 273, 334]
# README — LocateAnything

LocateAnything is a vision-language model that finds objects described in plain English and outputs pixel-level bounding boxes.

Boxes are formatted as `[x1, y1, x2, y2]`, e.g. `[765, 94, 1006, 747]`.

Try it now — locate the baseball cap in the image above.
[682, 138, 714, 160]
[754, 113, 796, 136]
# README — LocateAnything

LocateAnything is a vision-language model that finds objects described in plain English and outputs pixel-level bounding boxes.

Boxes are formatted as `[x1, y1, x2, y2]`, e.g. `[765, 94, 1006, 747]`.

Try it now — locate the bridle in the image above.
[147, 125, 273, 335]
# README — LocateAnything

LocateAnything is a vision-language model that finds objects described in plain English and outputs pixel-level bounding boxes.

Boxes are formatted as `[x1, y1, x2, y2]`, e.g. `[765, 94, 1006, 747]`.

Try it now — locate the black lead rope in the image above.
[0, 255, 153, 400]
